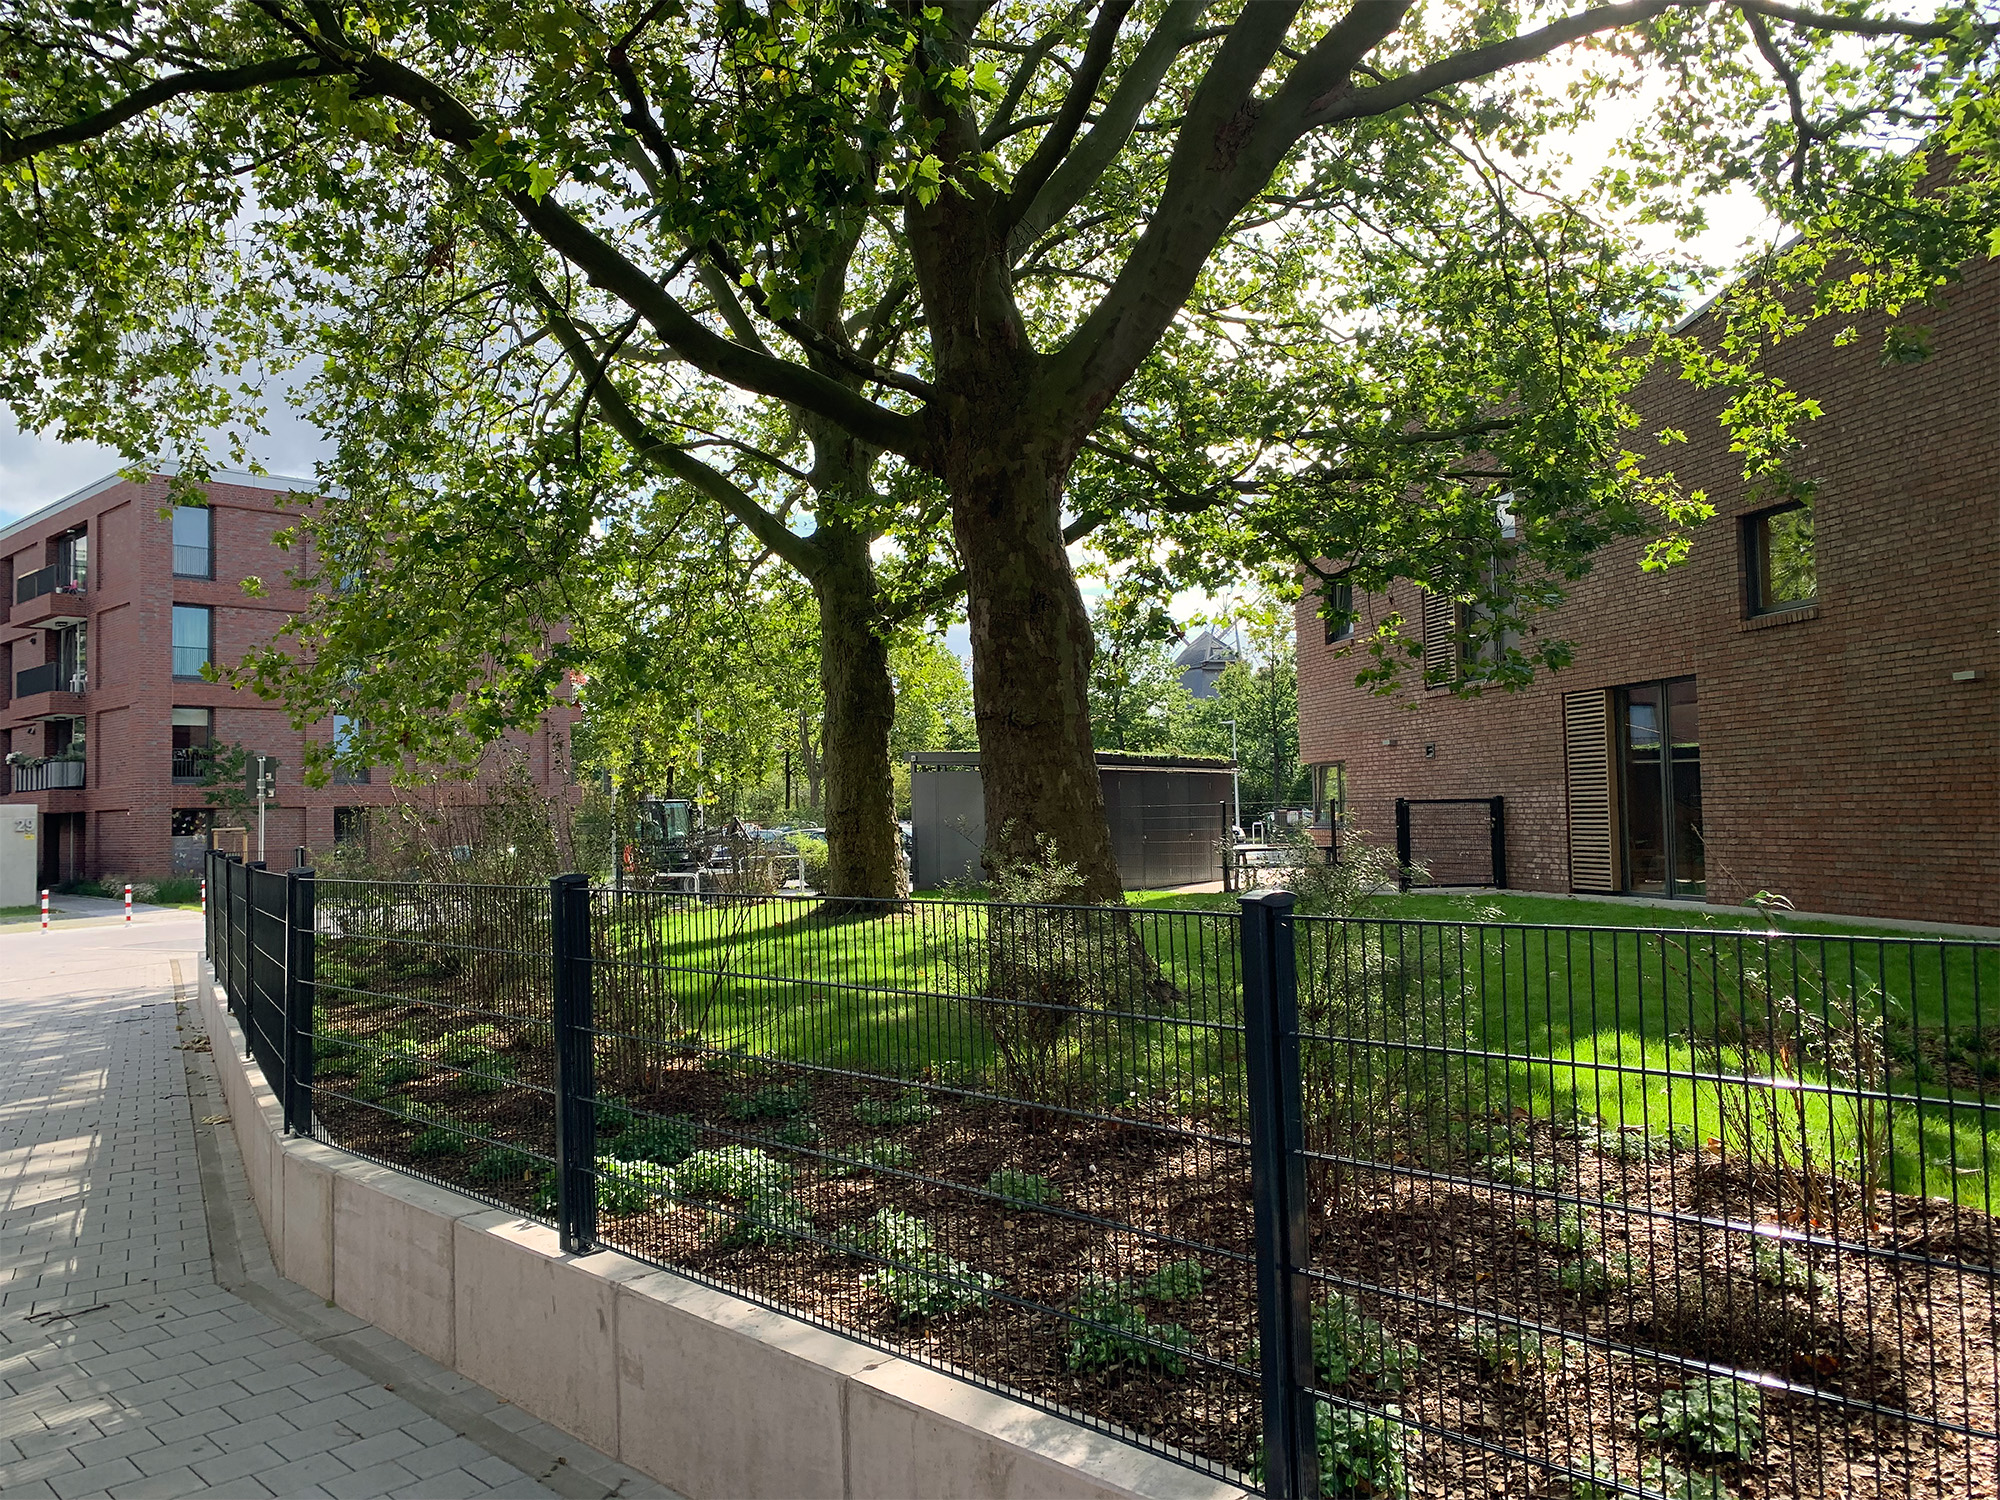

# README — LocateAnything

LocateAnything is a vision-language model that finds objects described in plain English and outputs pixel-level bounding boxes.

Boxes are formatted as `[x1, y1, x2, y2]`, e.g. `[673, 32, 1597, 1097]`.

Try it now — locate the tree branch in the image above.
[1007, 0, 1214, 260]
[1002, 0, 1134, 230]
[0, 53, 324, 166]
[298, 32, 928, 457]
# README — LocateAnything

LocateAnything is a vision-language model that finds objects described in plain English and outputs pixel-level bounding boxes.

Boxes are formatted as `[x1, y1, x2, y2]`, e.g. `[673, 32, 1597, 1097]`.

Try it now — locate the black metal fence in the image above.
[205, 849, 2000, 1499]
[1395, 796, 1507, 890]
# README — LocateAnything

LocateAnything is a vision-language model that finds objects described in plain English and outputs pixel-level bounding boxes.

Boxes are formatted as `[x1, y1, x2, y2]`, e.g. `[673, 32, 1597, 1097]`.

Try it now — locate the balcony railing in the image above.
[172, 646, 210, 679]
[15, 662, 84, 697]
[15, 564, 85, 606]
[172, 748, 211, 783]
[11, 758, 85, 792]
[172, 545, 213, 579]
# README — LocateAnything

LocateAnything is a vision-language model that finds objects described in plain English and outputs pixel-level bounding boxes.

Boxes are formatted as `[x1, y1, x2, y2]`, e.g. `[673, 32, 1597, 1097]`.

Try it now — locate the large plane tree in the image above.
[3, 0, 1994, 902]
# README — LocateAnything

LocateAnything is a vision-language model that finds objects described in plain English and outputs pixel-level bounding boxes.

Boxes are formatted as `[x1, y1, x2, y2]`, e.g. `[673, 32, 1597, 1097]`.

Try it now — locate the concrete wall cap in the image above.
[850, 1358, 1253, 1500]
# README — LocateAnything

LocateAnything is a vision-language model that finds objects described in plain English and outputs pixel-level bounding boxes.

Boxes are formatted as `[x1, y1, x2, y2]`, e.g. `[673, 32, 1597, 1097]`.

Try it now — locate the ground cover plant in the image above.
[301, 880, 2000, 1496]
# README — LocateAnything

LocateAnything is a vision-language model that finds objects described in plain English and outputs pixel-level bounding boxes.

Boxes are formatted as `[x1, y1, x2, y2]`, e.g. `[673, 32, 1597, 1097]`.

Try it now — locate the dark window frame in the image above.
[1742, 500, 1816, 616]
[172, 505, 214, 580]
[1323, 575, 1355, 644]
[171, 604, 213, 680]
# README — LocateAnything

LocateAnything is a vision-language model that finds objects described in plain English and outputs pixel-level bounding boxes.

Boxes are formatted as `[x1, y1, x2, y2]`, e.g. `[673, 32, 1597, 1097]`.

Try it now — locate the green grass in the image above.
[336, 884, 2000, 1213]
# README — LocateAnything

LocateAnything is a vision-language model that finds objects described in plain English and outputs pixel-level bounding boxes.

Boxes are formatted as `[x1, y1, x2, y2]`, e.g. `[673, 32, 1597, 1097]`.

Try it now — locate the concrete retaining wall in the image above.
[197, 967, 1251, 1500]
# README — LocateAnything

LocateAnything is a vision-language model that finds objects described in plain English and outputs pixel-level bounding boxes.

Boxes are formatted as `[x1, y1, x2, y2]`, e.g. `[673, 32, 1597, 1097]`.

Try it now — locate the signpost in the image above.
[245, 755, 279, 865]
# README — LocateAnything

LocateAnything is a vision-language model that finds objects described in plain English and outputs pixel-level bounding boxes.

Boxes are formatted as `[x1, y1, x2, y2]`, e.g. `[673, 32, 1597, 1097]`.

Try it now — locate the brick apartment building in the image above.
[0, 470, 577, 885]
[1296, 254, 2000, 927]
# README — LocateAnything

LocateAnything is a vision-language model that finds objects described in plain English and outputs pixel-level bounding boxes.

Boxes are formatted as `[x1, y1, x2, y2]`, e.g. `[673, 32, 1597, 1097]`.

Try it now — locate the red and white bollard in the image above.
[124, 884, 132, 923]
[200, 879, 207, 916]
[40, 889, 49, 932]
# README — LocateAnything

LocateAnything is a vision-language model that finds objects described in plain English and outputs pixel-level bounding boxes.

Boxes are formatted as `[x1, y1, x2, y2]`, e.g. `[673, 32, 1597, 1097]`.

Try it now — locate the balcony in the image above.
[11, 663, 87, 720]
[172, 545, 213, 580]
[12, 567, 87, 629]
[172, 748, 211, 784]
[10, 757, 85, 793]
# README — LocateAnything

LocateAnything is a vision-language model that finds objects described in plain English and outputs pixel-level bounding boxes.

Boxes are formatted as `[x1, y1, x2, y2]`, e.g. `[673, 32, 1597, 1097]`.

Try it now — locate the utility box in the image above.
[0, 805, 38, 908]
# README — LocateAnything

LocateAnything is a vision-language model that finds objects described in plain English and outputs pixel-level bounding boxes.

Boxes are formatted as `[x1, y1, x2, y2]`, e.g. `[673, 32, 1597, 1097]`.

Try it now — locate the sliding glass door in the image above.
[1618, 677, 1704, 898]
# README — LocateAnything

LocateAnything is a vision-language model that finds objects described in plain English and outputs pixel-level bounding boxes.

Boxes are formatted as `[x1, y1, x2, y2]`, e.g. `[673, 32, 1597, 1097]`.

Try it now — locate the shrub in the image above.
[1518, 1203, 1600, 1253]
[617, 1116, 698, 1166]
[1137, 1259, 1205, 1302]
[1313, 1294, 1420, 1391]
[410, 1120, 466, 1157]
[1454, 1316, 1574, 1377]
[312, 1028, 364, 1077]
[830, 1137, 914, 1177]
[865, 1256, 1000, 1320]
[725, 1081, 810, 1121]
[770, 1116, 821, 1147]
[1575, 1462, 1728, 1500]
[437, 1041, 517, 1094]
[847, 1210, 998, 1319]
[356, 1037, 428, 1093]
[1637, 1463, 1729, 1500]
[672, 1146, 793, 1202]
[1552, 1252, 1642, 1296]
[1316, 1401, 1410, 1500]
[595, 1157, 672, 1215]
[792, 834, 831, 891]
[1752, 1241, 1822, 1295]
[985, 1169, 1058, 1206]
[1640, 1376, 1764, 1461]
[467, 1147, 541, 1184]
[598, 1096, 638, 1136]
[852, 1088, 935, 1128]
[1481, 1154, 1562, 1191]
[669, 1147, 810, 1247]
[1065, 1275, 1194, 1374]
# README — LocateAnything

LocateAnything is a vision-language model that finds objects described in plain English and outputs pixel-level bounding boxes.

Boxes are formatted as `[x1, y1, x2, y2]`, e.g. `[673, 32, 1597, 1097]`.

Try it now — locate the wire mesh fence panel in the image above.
[573, 889, 1260, 1480]
[1289, 915, 2000, 1500]
[1396, 799, 1503, 888]
[244, 865, 288, 1090]
[303, 878, 560, 1212]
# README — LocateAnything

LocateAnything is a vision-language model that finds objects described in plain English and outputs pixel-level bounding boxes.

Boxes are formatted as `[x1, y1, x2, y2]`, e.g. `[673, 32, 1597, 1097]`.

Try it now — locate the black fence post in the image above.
[1394, 798, 1412, 893]
[283, 864, 316, 1135]
[1488, 795, 1507, 890]
[550, 872, 598, 1254]
[1241, 890, 1317, 1500]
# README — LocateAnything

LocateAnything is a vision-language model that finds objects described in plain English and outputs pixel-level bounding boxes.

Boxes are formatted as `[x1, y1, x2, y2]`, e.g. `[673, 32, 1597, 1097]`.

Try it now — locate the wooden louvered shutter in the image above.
[1563, 689, 1619, 893]
[1420, 592, 1458, 688]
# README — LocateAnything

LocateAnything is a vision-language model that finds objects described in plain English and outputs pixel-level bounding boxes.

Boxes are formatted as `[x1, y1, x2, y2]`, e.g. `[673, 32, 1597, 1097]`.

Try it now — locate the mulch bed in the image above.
[309, 988, 2000, 1499]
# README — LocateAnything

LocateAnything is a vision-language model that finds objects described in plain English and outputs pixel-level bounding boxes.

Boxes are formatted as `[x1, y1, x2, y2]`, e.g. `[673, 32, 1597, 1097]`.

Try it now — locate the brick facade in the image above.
[1296, 256, 2000, 926]
[0, 471, 577, 882]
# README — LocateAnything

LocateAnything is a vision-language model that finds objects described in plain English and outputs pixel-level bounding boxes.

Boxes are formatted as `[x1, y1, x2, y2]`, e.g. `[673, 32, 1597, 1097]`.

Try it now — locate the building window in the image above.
[331, 714, 370, 785]
[1617, 676, 1704, 898]
[172, 605, 211, 678]
[1312, 764, 1347, 830]
[171, 808, 212, 838]
[172, 505, 213, 579]
[172, 708, 213, 782]
[1322, 575, 1354, 644]
[1745, 502, 1815, 614]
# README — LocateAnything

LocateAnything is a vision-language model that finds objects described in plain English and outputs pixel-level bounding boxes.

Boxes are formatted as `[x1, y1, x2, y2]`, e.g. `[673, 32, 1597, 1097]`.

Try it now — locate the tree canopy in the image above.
[3, 0, 1995, 901]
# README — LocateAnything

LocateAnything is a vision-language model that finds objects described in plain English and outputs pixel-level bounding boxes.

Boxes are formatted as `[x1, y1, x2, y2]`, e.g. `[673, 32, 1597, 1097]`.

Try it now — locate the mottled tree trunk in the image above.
[811, 516, 904, 905]
[947, 430, 1122, 906]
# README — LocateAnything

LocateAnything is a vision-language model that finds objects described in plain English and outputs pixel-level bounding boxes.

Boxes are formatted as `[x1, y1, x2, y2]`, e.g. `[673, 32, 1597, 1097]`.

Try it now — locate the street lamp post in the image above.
[1221, 718, 1241, 840]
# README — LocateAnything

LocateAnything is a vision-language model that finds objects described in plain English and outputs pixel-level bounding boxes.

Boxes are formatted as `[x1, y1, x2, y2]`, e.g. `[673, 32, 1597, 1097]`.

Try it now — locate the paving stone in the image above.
[0, 926, 662, 1500]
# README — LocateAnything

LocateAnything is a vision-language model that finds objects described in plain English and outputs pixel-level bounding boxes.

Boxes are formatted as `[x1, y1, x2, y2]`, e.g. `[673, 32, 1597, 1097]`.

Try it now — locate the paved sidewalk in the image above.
[0, 917, 673, 1500]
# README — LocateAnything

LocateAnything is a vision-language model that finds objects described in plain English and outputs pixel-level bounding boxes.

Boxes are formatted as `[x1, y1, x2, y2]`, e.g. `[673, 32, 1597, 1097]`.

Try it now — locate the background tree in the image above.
[3, 0, 1994, 905]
